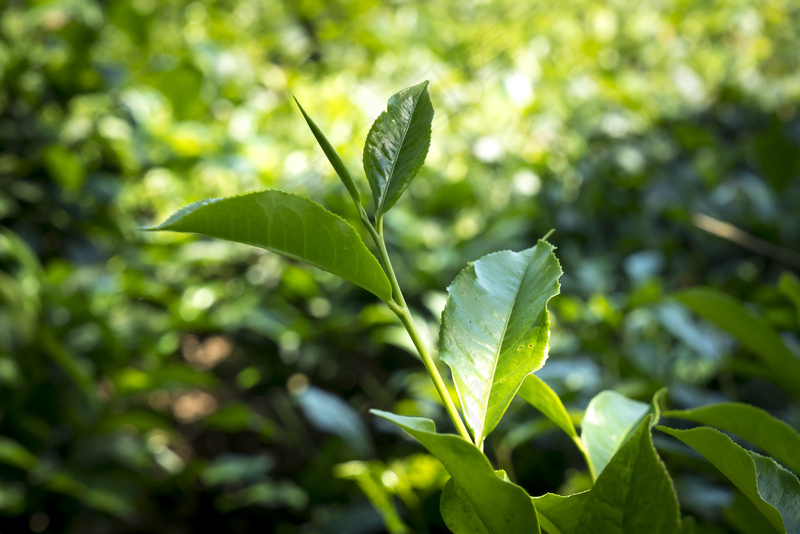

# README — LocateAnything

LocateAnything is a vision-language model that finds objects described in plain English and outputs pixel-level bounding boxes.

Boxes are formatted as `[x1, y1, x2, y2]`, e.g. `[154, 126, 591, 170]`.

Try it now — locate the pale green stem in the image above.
[360, 209, 472, 443]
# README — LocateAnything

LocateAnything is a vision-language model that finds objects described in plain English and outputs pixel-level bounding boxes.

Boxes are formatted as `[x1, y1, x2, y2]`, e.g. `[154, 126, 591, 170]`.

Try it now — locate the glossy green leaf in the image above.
[577, 417, 680, 534]
[580, 390, 650, 479]
[675, 287, 800, 394]
[533, 491, 590, 534]
[440, 240, 562, 446]
[518, 374, 578, 441]
[293, 96, 362, 210]
[363, 81, 434, 219]
[659, 426, 800, 534]
[145, 190, 392, 301]
[665, 402, 800, 475]
[371, 410, 539, 534]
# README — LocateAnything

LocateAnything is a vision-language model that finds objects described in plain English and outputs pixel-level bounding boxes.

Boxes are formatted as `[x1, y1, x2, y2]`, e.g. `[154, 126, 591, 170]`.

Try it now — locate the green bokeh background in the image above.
[1, 0, 799, 532]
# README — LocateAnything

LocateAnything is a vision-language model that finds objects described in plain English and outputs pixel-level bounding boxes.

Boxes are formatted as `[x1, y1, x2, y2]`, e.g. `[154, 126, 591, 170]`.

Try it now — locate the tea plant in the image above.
[146, 83, 800, 533]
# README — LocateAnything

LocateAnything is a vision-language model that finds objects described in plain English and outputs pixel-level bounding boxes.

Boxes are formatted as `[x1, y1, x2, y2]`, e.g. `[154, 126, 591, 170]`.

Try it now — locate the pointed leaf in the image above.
[665, 403, 800, 475]
[675, 287, 800, 395]
[518, 374, 578, 441]
[440, 240, 562, 445]
[533, 491, 590, 534]
[577, 417, 680, 534]
[580, 391, 650, 479]
[659, 426, 800, 534]
[371, 410, 539, 534]
[363, 81, 434, 218]
[145, 190, 392, 301]
[293, 96, 362, 209]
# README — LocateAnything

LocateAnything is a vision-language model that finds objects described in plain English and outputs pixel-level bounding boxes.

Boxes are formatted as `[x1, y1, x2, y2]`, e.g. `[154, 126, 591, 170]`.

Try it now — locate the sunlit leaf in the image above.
[439, 240, 562, 446]
[577, 417, 680, 534]
[580, 390, 650, 479]
[665, 402, 800, 475]
[675, 287, 800, 395]
[371, 410, 539, 534]
[518, 374, 579, 441]
[659, 426, 800, 534]
[533, 491, 590, 534]
[293, 96, 363, 210]
[145, 190, 392, 301]
[363, 81, 434, 219]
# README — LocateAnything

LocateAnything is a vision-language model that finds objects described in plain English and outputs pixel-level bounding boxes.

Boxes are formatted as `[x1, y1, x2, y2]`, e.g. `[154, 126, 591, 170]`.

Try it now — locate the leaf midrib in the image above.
[378, 84, 427, 213]
[477, 251, 532, 442]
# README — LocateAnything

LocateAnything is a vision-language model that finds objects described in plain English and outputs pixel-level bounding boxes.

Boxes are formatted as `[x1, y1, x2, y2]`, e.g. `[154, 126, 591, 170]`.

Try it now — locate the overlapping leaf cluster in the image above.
[147, 84, 800, 533]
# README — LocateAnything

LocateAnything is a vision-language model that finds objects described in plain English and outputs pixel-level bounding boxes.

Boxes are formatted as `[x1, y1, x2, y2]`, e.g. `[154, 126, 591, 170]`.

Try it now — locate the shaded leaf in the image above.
[577, 417, 680, 534]
[665, 402, 800, 475]
[580, 391, 649, 479]
[145, 190, 392, 301]
[779, 272, 800, 326]
[371, 410, 539, 534]
[297, 386, 373, 458]
[440, 240, 562, 446]
[675, 287, 800, 395]
[293, 96, 362, 209]
[440, 478, 490, 534]
[363, 81, 433, 219]
[533, 491, 590, 534]
[659, 426, 800, 534]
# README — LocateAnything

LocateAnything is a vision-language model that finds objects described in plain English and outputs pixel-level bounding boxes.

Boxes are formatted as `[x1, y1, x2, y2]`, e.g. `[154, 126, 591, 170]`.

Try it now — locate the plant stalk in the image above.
[361, 210, 472, 443]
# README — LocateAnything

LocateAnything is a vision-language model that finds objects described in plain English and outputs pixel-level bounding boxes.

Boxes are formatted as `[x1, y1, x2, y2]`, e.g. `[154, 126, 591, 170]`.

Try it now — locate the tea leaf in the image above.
[577, 417, 680, 534]
[371, 410, 539, 534]
[533, 491, 590, 534]
[146, 190, 392, 301]
[665, 402, 800, 475]
[439, 240, 562, 446]
[659, 426, 800, 534]
[363, 81, 433, 220]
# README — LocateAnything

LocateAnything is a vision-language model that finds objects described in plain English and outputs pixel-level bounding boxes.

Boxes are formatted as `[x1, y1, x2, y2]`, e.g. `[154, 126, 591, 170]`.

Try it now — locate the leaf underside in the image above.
[146, 190, 392, 301]
[665, 402, 800, 475]
[363, 81, 434, 219]
[371, 410, 539, 534]
[577, 417, 681, 534]
[439, 240, 562, 445]
[659, 426, 800, 534]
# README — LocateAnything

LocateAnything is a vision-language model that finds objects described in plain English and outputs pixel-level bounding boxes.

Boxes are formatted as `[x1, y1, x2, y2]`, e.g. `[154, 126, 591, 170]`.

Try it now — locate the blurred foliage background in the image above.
[1, 0, 799, 532]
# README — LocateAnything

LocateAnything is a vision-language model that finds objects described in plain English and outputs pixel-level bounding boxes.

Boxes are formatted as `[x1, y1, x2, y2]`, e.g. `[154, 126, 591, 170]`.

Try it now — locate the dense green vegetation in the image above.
[1, 1, 799, 532]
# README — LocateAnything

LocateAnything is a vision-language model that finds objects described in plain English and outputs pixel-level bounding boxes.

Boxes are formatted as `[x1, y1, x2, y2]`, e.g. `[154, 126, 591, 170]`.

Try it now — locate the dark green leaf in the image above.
[439, 240, 562, 446]
[580, 390, 649, 479]
[145, 190, 392, 301]
[293, 96, 362, 210]
[371, 410, 539, 534]
[675, 287, 800, 395]
[363, 81, 434, 219]
[533, 491, 590, 534]
[665, 402, 800, 475]
[659, 426, 800, 534]
[577, 417, 680, 534]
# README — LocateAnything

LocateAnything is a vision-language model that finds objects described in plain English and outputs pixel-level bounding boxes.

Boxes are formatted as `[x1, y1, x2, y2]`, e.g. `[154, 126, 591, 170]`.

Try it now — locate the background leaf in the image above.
[665, 403, 800, 475]
[675, 287, 800, 395]
[577, 417, 680, 534]
[363, 81, 434, 219]
[146, 190, 392, 301]
[440, 240, 562, 445]
[371, 410, 539, 534]
[659, 426, 800, 534]
[580, 390, 650, 479]
[533, 491, 590, 534]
